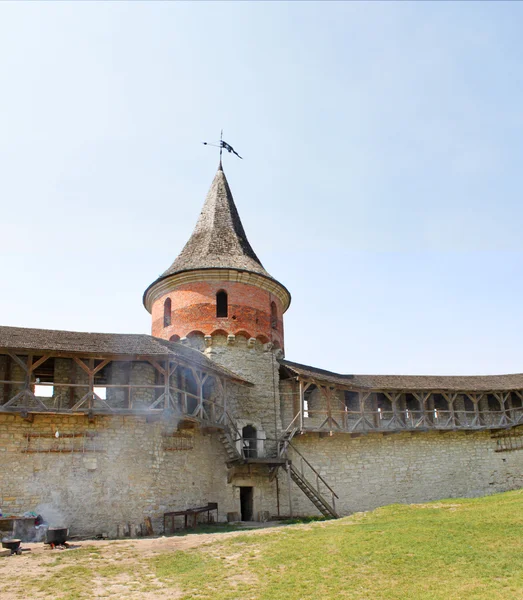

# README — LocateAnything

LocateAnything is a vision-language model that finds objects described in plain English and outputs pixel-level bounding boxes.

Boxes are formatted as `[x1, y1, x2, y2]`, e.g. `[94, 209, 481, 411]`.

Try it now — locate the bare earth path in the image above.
[0, 522, 287, 600]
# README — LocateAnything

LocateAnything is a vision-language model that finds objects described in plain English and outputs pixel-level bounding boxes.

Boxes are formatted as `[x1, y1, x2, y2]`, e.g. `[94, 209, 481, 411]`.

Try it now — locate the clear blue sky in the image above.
[1, 2, 523, 376]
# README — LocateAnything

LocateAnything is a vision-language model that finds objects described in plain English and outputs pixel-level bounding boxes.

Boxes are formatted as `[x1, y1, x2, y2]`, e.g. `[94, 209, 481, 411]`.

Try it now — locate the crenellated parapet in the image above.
[178, 329, 283, 356]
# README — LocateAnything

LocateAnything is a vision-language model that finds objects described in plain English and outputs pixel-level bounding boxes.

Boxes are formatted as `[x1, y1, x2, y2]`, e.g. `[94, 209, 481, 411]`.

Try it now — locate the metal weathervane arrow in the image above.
[202, 130, 243, 161]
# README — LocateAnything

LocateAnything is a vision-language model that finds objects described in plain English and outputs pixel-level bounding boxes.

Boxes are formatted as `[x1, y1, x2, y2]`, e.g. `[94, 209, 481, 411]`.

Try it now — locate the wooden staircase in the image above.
[218, 413, 339, 519]
[218, 427, 242, 463]
[286, 463, 338, 518]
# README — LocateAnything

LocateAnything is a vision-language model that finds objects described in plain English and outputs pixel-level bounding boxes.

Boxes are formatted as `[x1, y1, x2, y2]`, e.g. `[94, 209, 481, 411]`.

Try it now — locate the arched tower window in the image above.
[271, 301, 278, 330]
[216, 290, 228, 318]
[163, 298, 172, 327]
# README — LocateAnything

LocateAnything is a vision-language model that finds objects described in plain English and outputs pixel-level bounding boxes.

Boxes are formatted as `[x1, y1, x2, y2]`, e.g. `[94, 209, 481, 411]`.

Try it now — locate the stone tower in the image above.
[143, 164, 291, 451]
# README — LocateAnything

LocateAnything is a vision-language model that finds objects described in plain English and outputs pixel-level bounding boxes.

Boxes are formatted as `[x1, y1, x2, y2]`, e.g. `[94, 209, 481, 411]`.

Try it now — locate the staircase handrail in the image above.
[277, 413, 301, 457]
[287, 440, 339, 499]
[223, 410, 243, 440]
[283, 412, 301, 434]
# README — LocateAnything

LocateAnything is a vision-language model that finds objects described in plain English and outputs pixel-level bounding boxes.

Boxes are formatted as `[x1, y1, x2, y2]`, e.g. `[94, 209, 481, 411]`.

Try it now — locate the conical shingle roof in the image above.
[143, 165, 291, 312]
[161, 165, 271, 278]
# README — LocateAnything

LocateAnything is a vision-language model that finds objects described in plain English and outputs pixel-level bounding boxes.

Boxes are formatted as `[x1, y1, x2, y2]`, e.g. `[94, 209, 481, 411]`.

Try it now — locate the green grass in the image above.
[3, 490, 523, 599]
[150, 490, 523, 600]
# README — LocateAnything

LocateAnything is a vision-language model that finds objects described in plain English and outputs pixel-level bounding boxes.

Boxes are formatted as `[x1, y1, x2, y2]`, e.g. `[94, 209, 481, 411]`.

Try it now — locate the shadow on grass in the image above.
[163, 522, 255, 537]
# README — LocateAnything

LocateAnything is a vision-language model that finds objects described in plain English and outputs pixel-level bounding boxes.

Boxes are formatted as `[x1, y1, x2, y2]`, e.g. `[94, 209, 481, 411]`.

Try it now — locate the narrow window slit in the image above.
[216, 291, 228, 318]
[163, 298, 172, 327]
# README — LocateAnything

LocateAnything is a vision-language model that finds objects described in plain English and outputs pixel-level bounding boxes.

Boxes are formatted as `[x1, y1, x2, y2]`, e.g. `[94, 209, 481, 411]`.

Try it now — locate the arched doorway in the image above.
[242, 425, 257, 458]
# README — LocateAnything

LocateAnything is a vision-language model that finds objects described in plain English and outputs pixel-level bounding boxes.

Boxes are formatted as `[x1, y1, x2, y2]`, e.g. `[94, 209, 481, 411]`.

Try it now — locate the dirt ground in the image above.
[0, 521, 287, 600]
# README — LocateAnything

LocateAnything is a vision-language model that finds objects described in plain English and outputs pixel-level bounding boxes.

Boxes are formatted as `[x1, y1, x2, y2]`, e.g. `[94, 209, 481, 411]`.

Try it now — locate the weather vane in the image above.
[202, 130, 243, 161]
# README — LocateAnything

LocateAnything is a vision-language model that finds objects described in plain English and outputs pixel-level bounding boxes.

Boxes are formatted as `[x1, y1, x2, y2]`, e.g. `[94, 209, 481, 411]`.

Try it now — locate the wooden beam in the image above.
[29, 355, 52, 373]
[7, 352, 29, 373]
[93, 359, 111, 375]
[73, 357, 92, 375]
[147, 358, 167, 377]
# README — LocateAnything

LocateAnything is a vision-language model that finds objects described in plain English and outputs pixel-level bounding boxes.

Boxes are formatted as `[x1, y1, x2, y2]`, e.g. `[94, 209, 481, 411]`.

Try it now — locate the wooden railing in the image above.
[286, 440, 339, 512]
[289, 407, 523, 434]
[0, 379, 226, 425]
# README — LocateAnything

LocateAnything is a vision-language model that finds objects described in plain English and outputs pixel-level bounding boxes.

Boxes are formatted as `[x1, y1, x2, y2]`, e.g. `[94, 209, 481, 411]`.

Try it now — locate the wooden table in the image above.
[163, 503, 218, 534]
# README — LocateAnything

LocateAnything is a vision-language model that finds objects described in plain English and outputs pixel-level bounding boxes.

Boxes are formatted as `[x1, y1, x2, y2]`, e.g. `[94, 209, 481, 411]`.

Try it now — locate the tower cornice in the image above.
[143, 268, 291, 314]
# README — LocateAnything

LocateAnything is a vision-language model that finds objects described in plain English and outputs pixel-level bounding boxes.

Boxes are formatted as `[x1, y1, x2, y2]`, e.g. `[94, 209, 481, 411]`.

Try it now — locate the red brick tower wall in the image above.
[151, 281, 285, 350]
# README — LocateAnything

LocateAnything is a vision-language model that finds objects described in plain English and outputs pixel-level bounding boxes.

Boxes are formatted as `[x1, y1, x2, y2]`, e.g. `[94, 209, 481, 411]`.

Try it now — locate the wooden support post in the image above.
[198, 375, 204, 419]
[506, 392, 513, 423]
[444, 393, 456, 428]
[299, 379, 304, 430]
[360, 392, 371, 429]
[276, 473, 280, 517]
[25, 354, 33, 393]
[392, 392, 401, 427]
[88, 359, 95, 410]
[200, 373, 208, 420]
[494, 392, 508, 426]
[3, 356, 11, 407]
[164, 361, 171, 410]
[326, 385, 332, 428]
[470, 393, 480, 426]
[69, 359, 76, 408]
[286, 462, 293, 518]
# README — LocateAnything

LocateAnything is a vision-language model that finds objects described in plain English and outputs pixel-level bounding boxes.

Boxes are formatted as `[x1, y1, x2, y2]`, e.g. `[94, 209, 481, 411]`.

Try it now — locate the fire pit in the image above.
[45, 528, 69, 549]
[2, 539, 22, 556]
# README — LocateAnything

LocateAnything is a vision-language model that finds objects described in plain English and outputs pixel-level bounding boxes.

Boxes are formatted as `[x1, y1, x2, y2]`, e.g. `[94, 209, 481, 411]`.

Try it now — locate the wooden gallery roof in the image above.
[280, 360, 523, 392]
[0, 325, 250, 384]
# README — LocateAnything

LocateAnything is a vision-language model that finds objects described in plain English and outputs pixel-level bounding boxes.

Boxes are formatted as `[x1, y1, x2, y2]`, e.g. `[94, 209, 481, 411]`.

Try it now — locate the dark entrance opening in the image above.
[240, 486, 253, 521]
[242, 425, 257, 458]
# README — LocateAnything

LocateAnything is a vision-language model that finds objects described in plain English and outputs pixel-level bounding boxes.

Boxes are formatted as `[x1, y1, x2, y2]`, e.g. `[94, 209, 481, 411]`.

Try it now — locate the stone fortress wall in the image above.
[277, 378, 523, 517]
[0, 413, 231, 537]
[0, 341, 283, 536]
[0, 409, 280, 536]
[2, 333, 523, 534]
[277, 430, 523, 517]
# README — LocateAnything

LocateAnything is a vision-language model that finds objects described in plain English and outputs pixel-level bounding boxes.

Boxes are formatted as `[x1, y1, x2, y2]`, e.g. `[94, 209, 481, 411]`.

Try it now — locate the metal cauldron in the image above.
[2, 539, 22, 555]
[45, 528, 68, 546]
